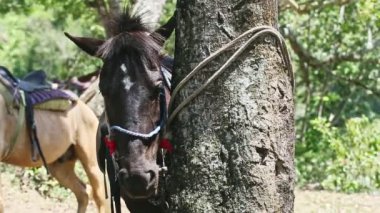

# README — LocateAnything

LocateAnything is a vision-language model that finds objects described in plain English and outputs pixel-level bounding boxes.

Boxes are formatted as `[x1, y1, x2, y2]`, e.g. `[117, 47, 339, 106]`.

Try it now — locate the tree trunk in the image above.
[169, 0, 295, 212]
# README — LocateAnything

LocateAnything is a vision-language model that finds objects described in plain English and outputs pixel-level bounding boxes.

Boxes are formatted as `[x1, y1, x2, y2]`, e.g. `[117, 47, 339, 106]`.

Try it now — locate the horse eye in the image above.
[152, 82, 163, 96]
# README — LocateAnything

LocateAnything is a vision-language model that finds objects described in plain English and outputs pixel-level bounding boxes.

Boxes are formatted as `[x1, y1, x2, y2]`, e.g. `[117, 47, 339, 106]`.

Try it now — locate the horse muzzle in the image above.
[118, 166, 159, 199]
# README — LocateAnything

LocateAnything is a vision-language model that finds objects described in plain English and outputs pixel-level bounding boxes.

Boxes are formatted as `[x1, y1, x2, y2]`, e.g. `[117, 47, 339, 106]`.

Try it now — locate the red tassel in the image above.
[104, 136, 116, 155]
[159, 138, 173, 153]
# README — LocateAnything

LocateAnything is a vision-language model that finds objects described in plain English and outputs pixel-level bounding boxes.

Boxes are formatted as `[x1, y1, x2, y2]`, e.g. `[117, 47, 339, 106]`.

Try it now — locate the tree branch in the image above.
[333, 74, 380, 97]
[84, 0, 113, 37]
[283, 27, 380, 68]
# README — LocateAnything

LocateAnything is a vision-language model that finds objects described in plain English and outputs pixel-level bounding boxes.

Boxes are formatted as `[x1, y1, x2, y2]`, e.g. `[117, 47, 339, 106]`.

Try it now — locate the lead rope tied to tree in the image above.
[158, 25, 293, 212]
[166, 25, 294, 128]
[101, 25, 293, 213]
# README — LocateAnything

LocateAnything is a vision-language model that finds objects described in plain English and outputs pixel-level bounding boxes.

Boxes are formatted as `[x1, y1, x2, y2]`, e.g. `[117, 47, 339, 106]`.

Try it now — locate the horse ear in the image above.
[153, 11, 176, 43]
[64, 32, 104, 57]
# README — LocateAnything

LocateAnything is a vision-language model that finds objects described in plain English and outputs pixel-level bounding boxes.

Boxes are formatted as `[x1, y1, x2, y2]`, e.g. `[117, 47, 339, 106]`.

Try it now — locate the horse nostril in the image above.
[118, 168, 158, 198]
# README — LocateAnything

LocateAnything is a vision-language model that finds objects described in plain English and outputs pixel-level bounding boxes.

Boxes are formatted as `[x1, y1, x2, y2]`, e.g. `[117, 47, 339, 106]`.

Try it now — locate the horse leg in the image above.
[49, 159, 89, 213]
[74, 143, 107, 213]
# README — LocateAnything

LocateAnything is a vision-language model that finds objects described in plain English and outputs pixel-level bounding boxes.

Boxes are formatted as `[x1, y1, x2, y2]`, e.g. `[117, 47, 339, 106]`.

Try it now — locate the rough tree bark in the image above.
[169, 0, 295, 212]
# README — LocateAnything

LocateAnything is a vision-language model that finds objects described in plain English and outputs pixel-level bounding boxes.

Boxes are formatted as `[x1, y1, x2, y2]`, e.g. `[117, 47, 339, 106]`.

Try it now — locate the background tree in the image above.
[0, 0, 379, 203]
[0, 0, 169, 79]
[279, 0, 380, 192]
[0, 0, 102, 78]
[168, 0, 295, 212]
[0, 0, 170, 117]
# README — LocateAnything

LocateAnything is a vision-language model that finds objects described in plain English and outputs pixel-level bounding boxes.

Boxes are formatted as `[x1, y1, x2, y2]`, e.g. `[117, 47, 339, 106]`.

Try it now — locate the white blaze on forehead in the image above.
[121, 63, 127, 73]
[121, 63, 134, 90]
[123, 76, 133, 90]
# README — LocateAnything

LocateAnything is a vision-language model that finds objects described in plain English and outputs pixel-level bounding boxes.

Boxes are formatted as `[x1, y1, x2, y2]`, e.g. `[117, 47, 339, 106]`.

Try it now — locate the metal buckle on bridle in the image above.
[153, 147, 169, 211]
[159, 148, 168, 174]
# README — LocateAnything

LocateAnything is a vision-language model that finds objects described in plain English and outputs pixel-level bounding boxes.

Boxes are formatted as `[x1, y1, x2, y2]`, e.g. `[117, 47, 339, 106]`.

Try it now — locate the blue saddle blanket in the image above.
[27, 89, 74, 106]
[0, 66, 75, 106]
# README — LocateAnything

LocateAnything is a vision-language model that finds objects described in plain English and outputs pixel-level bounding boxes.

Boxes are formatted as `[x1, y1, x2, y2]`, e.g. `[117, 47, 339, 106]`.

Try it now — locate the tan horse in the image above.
[0, 93, 107, 213]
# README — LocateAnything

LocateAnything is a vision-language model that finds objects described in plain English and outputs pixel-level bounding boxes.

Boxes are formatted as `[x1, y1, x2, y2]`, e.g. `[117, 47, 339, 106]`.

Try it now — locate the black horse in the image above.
[65, 8, 175, 213]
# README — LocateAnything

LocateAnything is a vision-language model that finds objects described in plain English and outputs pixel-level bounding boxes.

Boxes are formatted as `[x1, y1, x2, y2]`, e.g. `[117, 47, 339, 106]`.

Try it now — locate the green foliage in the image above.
[280, 0, 380, 192]
[0, 163, 88, 200]
[160, 0, 176, 55]
[20, 167, 71, 199]
[0, 1, 103, 79]
[296, 116, 380, 192]
[0, 0, 176, 79]
[1, 0, 379, 195]
[283, 0, 379, 125]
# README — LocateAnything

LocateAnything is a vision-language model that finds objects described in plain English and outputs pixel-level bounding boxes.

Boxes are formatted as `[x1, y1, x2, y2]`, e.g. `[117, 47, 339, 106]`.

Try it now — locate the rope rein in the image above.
[167, 25, 294, 127]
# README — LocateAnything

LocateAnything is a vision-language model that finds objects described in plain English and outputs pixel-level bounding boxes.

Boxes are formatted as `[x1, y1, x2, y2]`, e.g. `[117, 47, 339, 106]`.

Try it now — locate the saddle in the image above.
[0, 66, 76, 171]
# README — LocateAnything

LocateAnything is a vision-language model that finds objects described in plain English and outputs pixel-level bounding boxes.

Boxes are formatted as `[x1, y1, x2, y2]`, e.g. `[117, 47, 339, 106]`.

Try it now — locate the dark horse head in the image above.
[65, 9, 175, 200]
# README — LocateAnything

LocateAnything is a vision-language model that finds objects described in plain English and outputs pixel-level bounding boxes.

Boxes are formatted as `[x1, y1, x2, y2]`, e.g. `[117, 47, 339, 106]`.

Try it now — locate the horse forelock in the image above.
[108, 7, 148, 36]
[97, 32, 162, 64]
[97, 7, 163, 67]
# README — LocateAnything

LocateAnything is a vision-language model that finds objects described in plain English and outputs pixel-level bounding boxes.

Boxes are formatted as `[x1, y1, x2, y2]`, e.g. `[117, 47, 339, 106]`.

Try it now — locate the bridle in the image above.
[106, 80, 170, 172]
[102, 67, 171, 213]
[104, 66, 170, 165]
[108, 85, 167, 139]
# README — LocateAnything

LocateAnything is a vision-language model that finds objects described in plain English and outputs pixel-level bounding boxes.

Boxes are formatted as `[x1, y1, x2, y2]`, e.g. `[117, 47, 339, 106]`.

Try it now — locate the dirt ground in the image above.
[295, 189, 380, 213]
[0, 173, 130, 213]
[1, 173, 379, 213]
[1, 172, 98, 213]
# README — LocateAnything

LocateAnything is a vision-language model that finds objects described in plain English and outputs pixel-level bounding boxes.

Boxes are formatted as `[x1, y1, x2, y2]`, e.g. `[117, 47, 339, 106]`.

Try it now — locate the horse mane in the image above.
[98, 7, 163, 67]
[108, 7, 149, 36]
